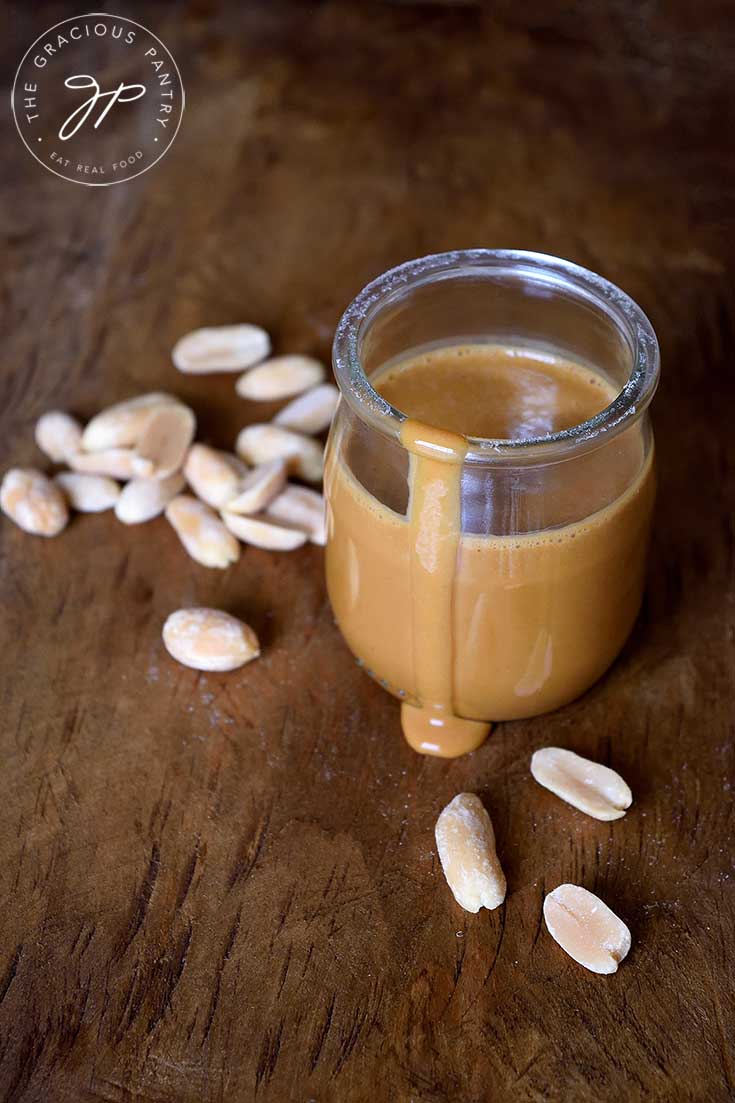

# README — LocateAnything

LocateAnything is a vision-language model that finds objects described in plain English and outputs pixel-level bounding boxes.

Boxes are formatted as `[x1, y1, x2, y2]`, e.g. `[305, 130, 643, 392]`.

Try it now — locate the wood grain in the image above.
[1, 2, 733, 1100]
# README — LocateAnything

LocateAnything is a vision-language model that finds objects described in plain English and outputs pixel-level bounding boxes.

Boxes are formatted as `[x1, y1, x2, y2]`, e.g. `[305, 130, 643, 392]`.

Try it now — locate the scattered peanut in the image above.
[1, 468, 69, 536]
[55, 472, 120, 512]
[235, 355, 325, 401]
[435, 793, 506, 913]
[273, 382, 340, 434]
[70, 447, 149, 480]
[267, 484, 326, 545]
[115, 472, 185, 524]
[531, 747, 632, 821]
[172, 324, 271, 374]
[183, 444, 248, 508]
[235, 424, 324, 483]
[165, 494, 240, 568]
[224, 460, 287, 515]
[35, 411, 83, 463]
[221, 509, 308, 551]
[133, 404, 195, 479]
[543, 884, 631, 975]
[81, 393, 178, 452]
[163, 607, 260, 671]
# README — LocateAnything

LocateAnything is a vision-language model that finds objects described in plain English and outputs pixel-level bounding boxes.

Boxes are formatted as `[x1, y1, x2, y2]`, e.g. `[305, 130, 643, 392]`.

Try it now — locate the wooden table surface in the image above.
[2, 2, 734, 1101]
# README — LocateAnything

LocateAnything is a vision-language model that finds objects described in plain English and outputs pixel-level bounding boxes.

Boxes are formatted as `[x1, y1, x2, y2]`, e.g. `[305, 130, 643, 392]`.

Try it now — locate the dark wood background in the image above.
[1, 2, 733, 1100]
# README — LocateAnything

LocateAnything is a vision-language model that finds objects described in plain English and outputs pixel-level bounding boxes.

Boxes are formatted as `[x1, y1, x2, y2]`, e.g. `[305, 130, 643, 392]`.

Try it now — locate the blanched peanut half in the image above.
[274, 383, 340, 434]
[172, 324, 270, 374]
[115, 472, 185, 524]
[1, 468, 69, 536]
[267, 484, 326, 545]
[35, 411, 83, 463]
[81, 393, 178, 451]
[235, 424, 323, 483]
[183, 444, 248, 509]
[70, 447, 150, 480]
[544, 884, 631, 975]
[221, 509, 308, 551]
[55, 472, 120, 512]
[133, 404, 195, 479]
[163, 608, 260, 672]
[531, 747, 632, 821]
[435, 793, 506, 913]
[235, 355, 325, 401]
[166, 494, 240, 568]
[224, 460, 287, 515]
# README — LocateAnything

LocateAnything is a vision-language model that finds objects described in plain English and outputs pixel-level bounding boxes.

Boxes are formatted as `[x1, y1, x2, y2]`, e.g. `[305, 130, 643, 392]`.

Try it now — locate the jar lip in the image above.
[332, 249, 660, 463]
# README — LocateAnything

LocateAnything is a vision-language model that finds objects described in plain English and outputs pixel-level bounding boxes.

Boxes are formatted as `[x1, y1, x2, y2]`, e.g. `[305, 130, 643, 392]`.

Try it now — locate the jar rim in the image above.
[332, 249, 660, 463]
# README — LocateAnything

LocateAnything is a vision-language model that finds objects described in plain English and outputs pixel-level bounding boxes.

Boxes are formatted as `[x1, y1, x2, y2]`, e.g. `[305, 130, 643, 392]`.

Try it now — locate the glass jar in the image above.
[325, 250, 659, 756]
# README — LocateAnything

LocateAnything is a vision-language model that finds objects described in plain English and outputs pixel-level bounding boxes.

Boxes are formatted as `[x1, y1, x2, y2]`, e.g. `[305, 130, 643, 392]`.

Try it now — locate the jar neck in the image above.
[332, 250, 659, 466]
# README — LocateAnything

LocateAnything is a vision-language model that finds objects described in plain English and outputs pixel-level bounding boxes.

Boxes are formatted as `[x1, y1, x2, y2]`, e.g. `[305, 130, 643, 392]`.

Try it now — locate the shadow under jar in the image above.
[325, 250, 659, 758]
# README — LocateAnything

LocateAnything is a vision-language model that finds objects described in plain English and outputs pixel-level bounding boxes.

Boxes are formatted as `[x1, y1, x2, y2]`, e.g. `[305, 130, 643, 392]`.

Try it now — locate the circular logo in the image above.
[11, 13, 184, 186]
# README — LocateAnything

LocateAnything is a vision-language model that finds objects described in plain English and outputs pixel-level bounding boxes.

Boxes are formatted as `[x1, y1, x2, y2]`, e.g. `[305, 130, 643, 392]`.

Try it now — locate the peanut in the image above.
[115, 472, 185, 524]
[70, 448, 149, 480]
[163, 607, 260, 671]
[235, 424, 323, 483]
[273, 383, 340, 434]
[1, 468, 69, 536]
[224, 460, 287, 515]
[165, 494, 240, 568]
[543, 884, 631, 974]
[183, 444, 248, 508]
[81, 393, 178, 452]
[55, 472, 120, 512]
[35, 411, 83, 463]
[221, 509, 308, 551]
[235, 355, 325, 401]
[267, 484, 326, 545]
[531, 747, 632, 821]
[172, 324, 270, 374]
[435, 793, 506, 913]
[133, 404, 195, 479]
